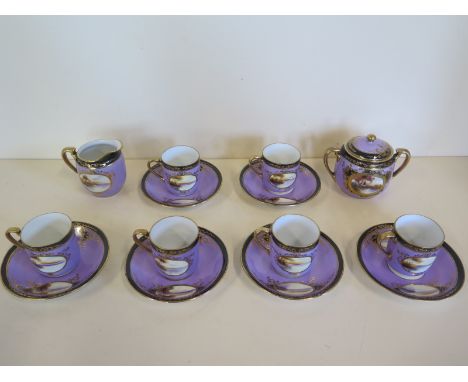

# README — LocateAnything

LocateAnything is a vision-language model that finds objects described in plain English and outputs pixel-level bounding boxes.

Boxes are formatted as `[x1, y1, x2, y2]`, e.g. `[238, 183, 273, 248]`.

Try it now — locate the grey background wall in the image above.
[1, 16, 467, 159]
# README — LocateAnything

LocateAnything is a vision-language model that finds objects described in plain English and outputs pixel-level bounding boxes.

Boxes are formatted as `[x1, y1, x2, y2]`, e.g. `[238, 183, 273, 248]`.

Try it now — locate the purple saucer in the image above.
[126, 227, 228, 302]
[358, 223, 465, 300]
[239, 162, 321, 205]
[141, 160, 222, 207]
[242, 225, 343, 300]
[1, 222, 108, 299]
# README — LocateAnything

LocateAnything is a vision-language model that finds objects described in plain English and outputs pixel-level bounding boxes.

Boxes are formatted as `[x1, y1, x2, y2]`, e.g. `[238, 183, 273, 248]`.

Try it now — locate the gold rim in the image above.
[341, 149, 396, 168]
[393, 214, 445, 251]
[76, 139, 123, 163]
[261, 142, 302, 169]
[269, 214, 320, 252]
[159, 145, 201, 171]
[146, 215, 200, 254]
[72, 139, 123, 169]
[6, 212, 75, 252]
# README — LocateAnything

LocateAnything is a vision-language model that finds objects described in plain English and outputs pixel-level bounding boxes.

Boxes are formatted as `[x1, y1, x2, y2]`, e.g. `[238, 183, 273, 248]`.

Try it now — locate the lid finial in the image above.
[367, 134, 377, 142]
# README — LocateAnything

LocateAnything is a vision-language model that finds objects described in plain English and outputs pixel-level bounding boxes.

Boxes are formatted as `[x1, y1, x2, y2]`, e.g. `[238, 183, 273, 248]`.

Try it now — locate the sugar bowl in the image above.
[323, 134, 411, 198]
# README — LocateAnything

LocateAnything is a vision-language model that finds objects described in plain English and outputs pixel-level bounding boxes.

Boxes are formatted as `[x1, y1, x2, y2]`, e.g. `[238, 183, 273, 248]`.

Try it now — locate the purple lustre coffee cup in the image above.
[147, 145, 201, 196]
[5, 212, 80, 277]
[132, 216, 201, 280]
[62, 139, 126, 197]
[249, 143, 301, 195]
[376, 214, 445, 280]
[254, 214, 321, 277]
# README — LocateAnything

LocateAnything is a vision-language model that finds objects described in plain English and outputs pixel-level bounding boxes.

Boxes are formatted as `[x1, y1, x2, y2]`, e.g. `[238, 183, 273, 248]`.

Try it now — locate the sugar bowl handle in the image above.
[323, 147, 341, 178]
[393, 148, 411, 177]
[61, 147, 78, 173]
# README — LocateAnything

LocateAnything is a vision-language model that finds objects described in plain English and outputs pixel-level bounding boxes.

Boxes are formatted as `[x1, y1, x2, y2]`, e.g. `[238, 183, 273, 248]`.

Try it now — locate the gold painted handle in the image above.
[254, 226, 270, 253]
[147, 159, 164, 180]
[248, 156, 262, 176]
[5, 227, 25, 249]
[376, 230, 396, 258]
[323, 147, 341, 179]
[132, 229, 152, 253]
[61, 147, 78, 173]
[393, 148, 411, 177]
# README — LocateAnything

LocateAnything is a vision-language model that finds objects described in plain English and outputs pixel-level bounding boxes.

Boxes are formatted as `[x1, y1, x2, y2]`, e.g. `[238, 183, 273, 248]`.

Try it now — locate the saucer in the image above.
[242, 225, 343, 299]
[239, 162, 321, 205]
[126, 227, 228, 302]
[141, 160, 222, 207]
[358, 223, 465, 300]
[1, 222, 108, 299]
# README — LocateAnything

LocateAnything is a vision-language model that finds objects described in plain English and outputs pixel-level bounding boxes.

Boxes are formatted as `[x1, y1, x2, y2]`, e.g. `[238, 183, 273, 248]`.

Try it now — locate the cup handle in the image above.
[249, 156, 262, 176]
[392, 148, 411, 177]
[61, 147, 78, 173]
[376, 230, 396, 258]
[323, 147, 341, 179]
[5, 227, 25, 248]
[132, 229, 152, 253]
[254, 226, 270, 253]
[147, 159, 164, 180]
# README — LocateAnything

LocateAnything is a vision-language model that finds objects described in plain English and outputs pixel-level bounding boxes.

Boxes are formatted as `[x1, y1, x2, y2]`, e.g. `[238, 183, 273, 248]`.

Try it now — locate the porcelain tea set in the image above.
[1, 135, 464, 302]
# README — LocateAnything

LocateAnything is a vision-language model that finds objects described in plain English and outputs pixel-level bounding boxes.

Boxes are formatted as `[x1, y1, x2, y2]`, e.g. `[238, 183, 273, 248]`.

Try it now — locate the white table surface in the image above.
[0, 158, 467, 365]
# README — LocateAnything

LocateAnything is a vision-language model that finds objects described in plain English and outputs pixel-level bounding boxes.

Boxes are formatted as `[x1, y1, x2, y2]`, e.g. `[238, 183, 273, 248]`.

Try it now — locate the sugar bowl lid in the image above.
[344, 134, 394, 163]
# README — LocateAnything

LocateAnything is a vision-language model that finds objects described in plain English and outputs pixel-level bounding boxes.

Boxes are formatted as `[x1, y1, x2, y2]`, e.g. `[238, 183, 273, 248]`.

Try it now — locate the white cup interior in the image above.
[77, 139, 122, 162]
[149, 216, 199, 250]
[272, 214, 320, 248]
[263, 143, 300, 165]
[162, 146, 200, 167]
[395, 214, 445, 249]
[21, 213, 72, 248]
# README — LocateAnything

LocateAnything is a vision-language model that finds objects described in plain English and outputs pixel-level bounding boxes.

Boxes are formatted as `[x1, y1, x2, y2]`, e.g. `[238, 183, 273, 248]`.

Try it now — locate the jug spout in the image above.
[76, 139, 123, 164]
